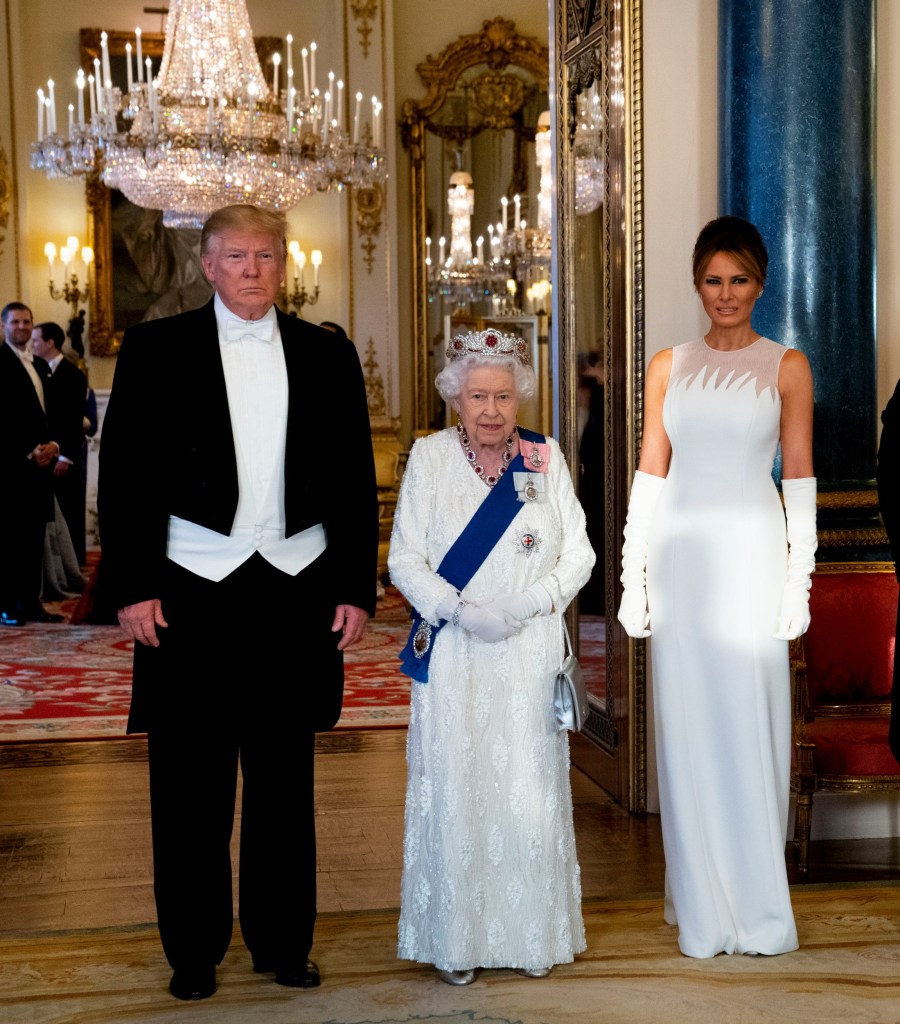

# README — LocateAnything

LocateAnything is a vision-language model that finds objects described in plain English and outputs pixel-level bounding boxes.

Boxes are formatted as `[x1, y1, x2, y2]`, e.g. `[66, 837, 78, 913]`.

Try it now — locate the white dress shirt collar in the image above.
[213, 292, 277, 343]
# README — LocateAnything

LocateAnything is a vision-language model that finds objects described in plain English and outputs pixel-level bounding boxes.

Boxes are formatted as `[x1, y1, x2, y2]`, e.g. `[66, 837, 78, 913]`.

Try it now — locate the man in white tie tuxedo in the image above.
[98, 205, 378, 1001]
[0, 302, 64, 625]
[31, 320, 90, 566]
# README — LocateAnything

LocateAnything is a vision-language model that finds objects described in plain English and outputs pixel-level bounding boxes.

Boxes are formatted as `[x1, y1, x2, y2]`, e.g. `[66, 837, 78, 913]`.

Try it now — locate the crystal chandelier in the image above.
[574, 90, 604, 216]
[30, 0, 387, 229]
[427, 169, 507, 309]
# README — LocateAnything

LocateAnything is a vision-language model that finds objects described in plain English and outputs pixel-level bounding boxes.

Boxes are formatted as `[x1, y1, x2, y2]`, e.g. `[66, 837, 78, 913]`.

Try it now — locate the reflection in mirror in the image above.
[555, 0, 646, 809]
[573, 78, 607, 708]
[425, 65, 550, 430]
[401, 18, 550, 435]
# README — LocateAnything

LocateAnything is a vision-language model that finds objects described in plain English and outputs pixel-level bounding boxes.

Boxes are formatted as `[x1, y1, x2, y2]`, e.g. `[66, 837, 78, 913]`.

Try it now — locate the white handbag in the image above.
[553, 619, 589, 732]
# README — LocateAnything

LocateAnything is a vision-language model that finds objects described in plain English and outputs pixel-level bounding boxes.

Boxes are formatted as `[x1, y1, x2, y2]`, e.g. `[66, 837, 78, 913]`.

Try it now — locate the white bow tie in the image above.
[225, 319, 273, 344]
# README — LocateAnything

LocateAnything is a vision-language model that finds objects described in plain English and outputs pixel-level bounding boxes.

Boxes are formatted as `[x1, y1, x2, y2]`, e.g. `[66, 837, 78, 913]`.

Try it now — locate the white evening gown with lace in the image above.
[646, 338, 799, 958]
[388, 428, 594, 972]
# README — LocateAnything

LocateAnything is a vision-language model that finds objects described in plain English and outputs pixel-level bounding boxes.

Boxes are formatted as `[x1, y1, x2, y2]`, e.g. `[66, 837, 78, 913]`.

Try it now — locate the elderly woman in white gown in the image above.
[388, 328, 595, 985]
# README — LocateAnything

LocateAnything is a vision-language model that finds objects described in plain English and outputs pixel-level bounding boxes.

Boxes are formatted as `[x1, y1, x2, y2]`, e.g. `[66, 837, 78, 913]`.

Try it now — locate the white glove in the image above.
[616, 471, 665, 638]
[436, 591, 462, 622]
[458, 601, 523, 643]
[773, 477, 817, 640]
[481, 582, 553, 623]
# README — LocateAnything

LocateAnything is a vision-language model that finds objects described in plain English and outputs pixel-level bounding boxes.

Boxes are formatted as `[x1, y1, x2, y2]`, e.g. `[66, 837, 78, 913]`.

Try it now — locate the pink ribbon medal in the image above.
[519, 438, 550, 473]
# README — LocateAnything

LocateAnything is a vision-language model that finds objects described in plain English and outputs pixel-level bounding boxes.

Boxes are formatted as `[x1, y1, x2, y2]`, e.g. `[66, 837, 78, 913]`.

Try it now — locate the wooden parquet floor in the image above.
[2, 730, 900, 1022]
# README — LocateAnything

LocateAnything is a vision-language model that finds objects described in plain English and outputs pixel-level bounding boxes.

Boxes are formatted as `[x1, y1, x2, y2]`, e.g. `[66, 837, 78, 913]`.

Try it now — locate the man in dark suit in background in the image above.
[31, 321, 90, 565]
[0, 302, 64, 625]
[876, 381, 900, 766]
[98, 205, 378, 1001]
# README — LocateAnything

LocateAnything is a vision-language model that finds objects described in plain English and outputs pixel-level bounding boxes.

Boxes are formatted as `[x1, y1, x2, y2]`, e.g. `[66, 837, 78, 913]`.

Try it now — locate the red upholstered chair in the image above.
[790, 561, 900, 873]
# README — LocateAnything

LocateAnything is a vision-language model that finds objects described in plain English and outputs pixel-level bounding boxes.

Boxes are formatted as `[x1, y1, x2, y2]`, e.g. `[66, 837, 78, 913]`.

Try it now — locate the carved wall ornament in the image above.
[350, 0, 379, 59]
[355, 182, 384, 275]
[470, 71, 527, 129]
[363, 337, 387, 417]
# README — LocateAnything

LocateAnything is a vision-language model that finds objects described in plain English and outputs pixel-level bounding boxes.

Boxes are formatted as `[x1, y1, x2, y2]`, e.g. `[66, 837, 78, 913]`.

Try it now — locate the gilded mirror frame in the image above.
[80, 29, 280, 357]
[399, 17, 550, 433]
[555, 0, 646, 810]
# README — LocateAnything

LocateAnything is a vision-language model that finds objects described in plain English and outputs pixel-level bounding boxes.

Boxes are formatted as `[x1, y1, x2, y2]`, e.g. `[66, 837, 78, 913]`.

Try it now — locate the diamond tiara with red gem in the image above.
[446, 329, 530, 365]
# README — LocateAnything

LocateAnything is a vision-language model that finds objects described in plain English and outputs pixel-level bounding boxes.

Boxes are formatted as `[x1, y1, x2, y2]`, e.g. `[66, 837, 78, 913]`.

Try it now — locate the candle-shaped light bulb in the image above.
[311, 249, 322, 285]
[309, 41, 317, 95]
[298, 249, 307, 283]
[47, 79, 56, 135]
[36, 88, 45, 141]
[100, 31, 111, 91]
[125, 43, 133, 91]
[272, 51, 281, 98]
[438, 236, 446, 264]
[476, 236, 484, 263]
[288, 239, 300, 277]
[60, 245, 73, 267]
[513, 193, 521, 228]
[301, 47, 310, 97]
[67, 235, 79, 252]
[135, 27, 143, 82]
[76, 70, 85, 128]
[352, 91, 362, 144]
[336, 80, 344, 128]
[81, 246, 94, 266]
[92, 59, 102, 114]
[501, 196, 508, 232]
[44, 241, 56, 268]
[286, 34, 293, 77]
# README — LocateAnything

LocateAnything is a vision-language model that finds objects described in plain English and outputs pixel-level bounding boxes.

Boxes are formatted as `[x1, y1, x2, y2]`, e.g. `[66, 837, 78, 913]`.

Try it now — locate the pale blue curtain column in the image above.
[719, 0, 876, 488]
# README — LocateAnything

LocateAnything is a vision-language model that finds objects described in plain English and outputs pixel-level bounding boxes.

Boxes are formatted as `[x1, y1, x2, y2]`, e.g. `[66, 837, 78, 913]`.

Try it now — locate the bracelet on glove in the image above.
[451, 600, 469, 627]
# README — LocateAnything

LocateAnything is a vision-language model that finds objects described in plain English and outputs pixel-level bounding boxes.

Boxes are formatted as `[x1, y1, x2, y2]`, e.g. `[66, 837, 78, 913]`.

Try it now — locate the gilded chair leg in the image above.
[794, 792, 813, 874]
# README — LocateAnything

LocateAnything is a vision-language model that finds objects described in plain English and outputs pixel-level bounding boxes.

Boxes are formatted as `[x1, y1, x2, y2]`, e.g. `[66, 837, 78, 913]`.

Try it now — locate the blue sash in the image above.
[398, 427, 546, 683]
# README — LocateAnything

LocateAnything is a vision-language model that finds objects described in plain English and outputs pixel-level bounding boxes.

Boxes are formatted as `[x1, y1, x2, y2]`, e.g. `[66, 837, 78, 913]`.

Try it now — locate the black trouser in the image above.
[134, 552, 343, 970]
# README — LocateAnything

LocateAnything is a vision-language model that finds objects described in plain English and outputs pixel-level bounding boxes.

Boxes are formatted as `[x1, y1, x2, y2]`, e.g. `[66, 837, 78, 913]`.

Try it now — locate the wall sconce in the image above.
[44, 236, 93, 357]
[283, 239, 322, 316]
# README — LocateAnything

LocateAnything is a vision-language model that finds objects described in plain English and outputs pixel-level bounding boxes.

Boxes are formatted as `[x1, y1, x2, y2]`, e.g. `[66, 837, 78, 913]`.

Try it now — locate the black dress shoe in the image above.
[0, 611, 25, 627]
[254, 959, 320, 988]
[169, 965, 217, 1000]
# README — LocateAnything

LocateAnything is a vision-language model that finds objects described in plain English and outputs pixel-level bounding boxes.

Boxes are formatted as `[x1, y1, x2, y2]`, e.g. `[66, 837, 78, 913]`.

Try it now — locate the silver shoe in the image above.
[515, 966, 553, 978]
[435, 967, 478, 985]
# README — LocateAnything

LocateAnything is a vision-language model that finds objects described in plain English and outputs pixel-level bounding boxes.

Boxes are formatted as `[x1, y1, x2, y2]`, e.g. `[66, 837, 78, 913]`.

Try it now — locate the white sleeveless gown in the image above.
[646, 337, 799, 958]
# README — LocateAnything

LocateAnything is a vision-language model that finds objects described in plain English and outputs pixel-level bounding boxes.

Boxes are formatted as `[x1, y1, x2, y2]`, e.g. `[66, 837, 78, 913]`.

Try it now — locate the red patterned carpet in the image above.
[0, 585, 413, 742]
[0, 568, 607, 743]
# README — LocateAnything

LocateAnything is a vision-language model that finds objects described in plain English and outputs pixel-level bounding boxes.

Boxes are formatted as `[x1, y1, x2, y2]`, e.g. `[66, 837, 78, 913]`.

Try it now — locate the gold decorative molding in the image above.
[354, 182, 383, 275]
[818, 527, 888, 548]
[362, 337, 387, 417]
[0, 145, 11, 259]
[817, 489, 880, 509]
[349, 0, 379, 59]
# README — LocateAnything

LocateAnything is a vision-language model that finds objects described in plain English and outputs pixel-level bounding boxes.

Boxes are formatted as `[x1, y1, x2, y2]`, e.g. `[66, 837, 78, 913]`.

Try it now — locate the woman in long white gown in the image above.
[388, 328, 594, 985]
[617, 216, 816, 958]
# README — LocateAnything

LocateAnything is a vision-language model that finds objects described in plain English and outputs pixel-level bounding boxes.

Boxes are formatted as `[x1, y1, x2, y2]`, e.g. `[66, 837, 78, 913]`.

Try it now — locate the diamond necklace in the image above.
[457, 421, 516, 486]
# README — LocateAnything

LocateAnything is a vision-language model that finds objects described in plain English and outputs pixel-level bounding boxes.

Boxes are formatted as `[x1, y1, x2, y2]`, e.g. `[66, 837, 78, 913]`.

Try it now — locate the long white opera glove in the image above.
[616, 471, 665, 638]
[773, 477, 818, 640]
[480, 581, 553, 623]
[457, 601, 523, 643]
